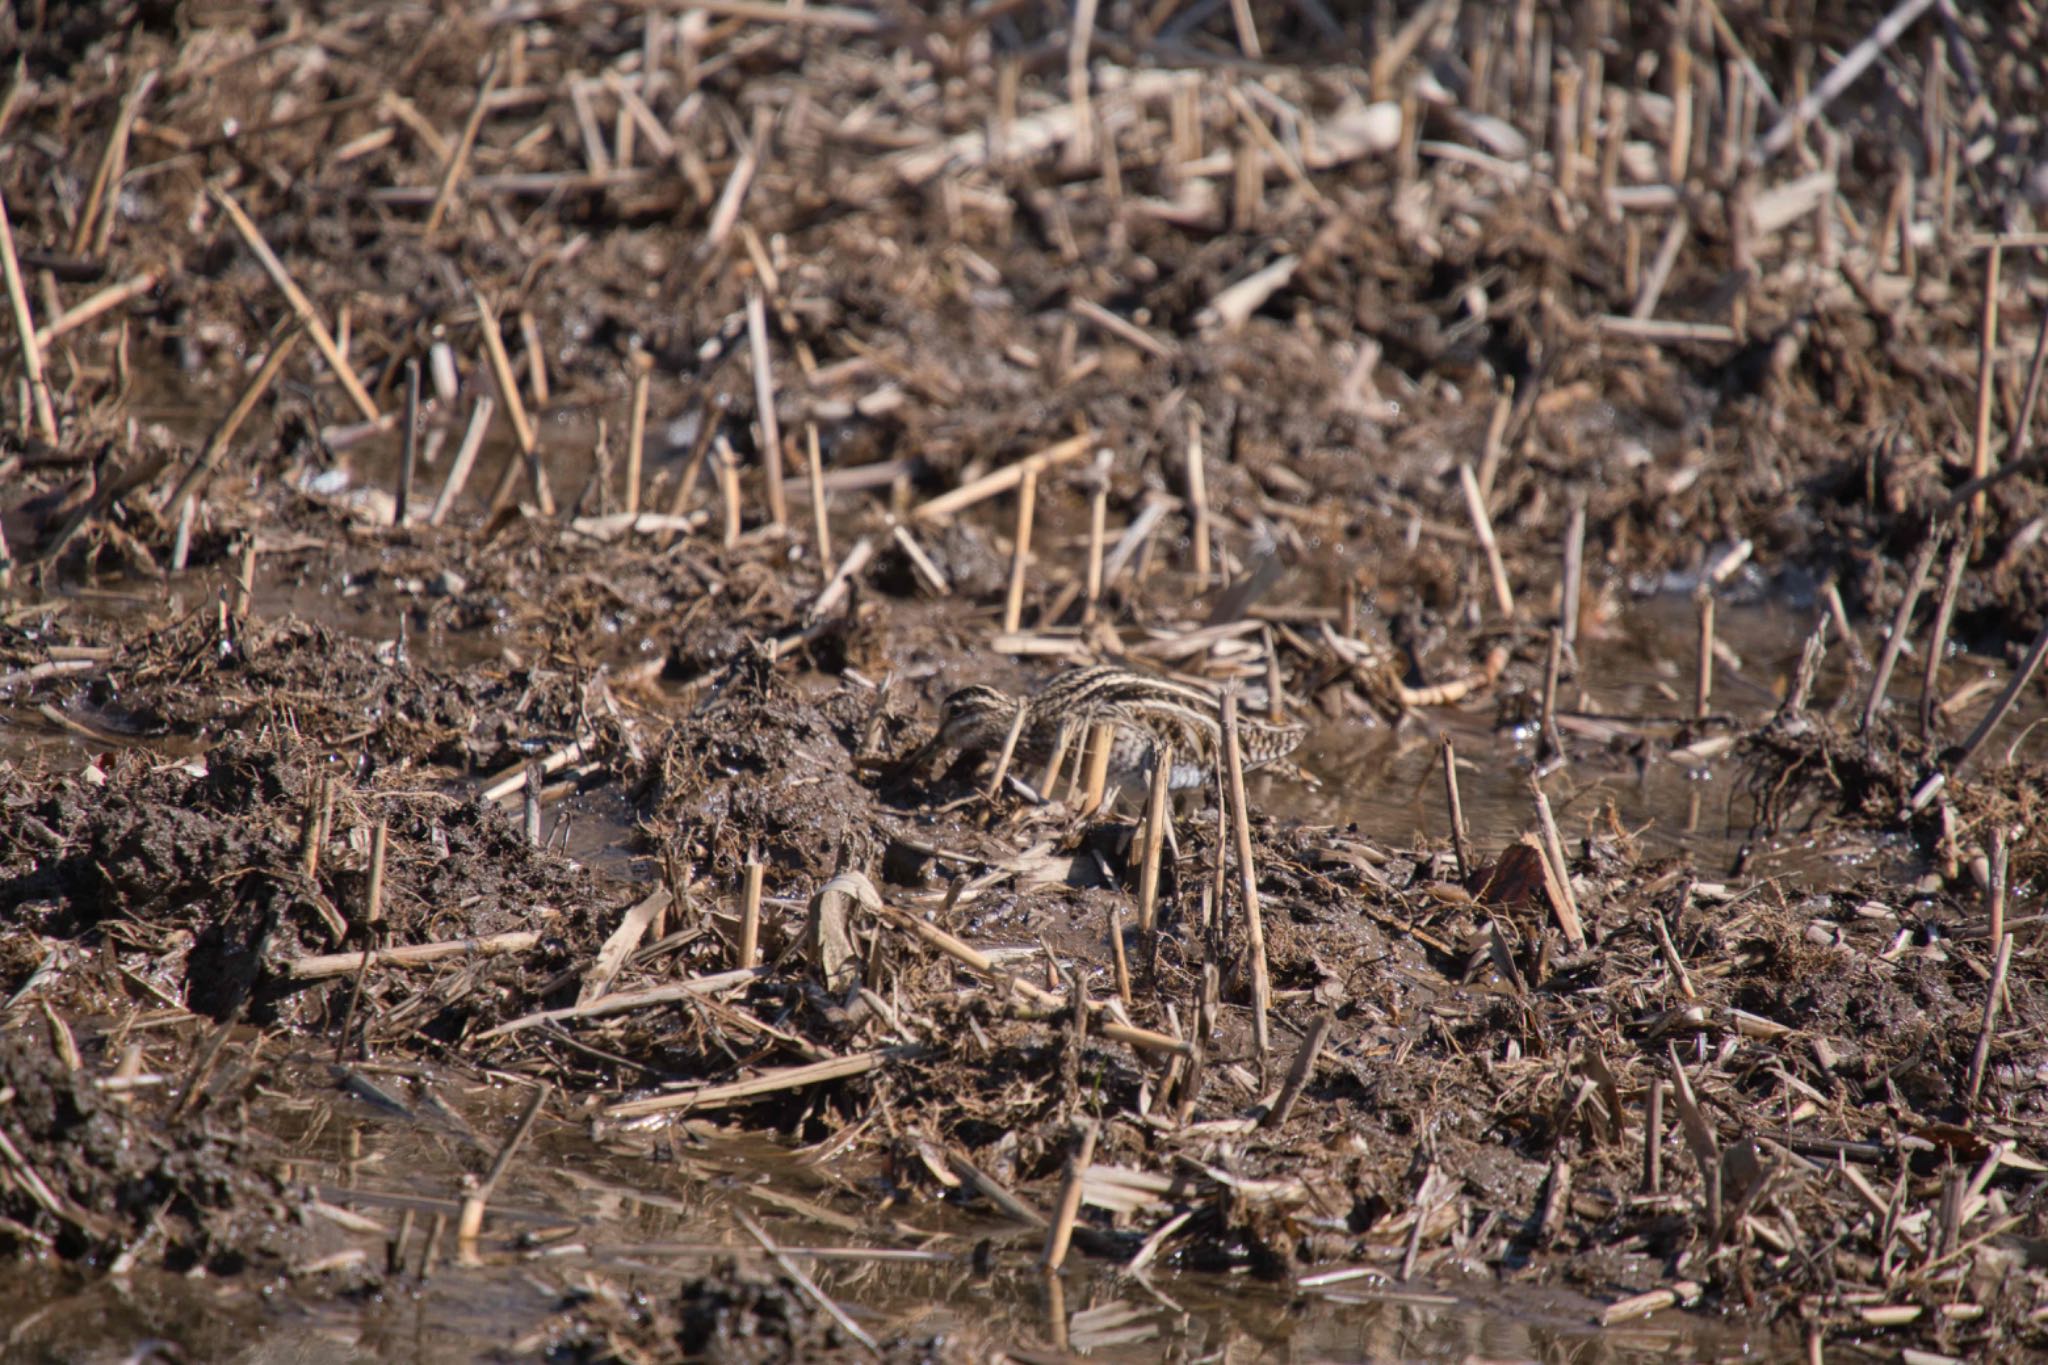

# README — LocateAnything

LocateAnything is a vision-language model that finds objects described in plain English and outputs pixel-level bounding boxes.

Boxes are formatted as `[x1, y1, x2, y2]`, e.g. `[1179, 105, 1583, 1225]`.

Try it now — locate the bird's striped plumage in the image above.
[911, 664, 1305, 794]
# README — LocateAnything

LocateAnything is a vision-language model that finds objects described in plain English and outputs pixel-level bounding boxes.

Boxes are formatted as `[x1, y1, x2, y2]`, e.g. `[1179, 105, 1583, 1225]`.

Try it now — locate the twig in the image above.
[1970, 243, 2003, 521]
[1561, 501, 1586, 651]
[471, 285, 550, 513]
[1458, 464, 1515, 619]
[625, 350, 651, 516]
[1920, 531, 1970, 739]
[1260, 1012, 1332, 1128]
[806, 422, 831, 569]
[456, 1080, 550, 1248]
[1002, 468, 1038, 636]
[1041, 1120, 1098, 1272]
[1642, 1077, 1664, 1194]
[208, 187, 378, 422]
[604, 1048, 917, 1119]
[738, 857, 764, 970]
[1965, 934, 2014, 1110]
[579, 887, 671, 1005]
[33, 270, 159, 350]
[1441, 736, 1470, 882]
[1693, 590, 1716, 723]
[423, 51, 502, 237]
[1184, 405, 1211, 581]
[394, 358, 421, 525]
[1083, 448, 1109, 620]
[481, 967, 765, 1039]
[0, 189, 58, 442]
[1069, 297, 1177, 361]
[1136, 741, 1173, 934]
[288, 931, 539, 980]
[1907, 617, 2048, 814]
[746, 288, 788, 528]
[1860, 528, 1941, 735]
[911, 433, 1092, 523]
[1530, 783, 1587, 950]
[736, 1209, 881, 1355]
[1220, 691, 1272, 1071]
[1754, 0, 1939, 159]
[164, 322, 303, 513]
[74, 69, 157, 257]
[428, 395, 496, 527]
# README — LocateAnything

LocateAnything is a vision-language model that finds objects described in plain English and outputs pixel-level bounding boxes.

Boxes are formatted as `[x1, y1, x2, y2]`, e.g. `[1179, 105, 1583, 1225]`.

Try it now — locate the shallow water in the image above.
[0, 1056, 1789, 1361]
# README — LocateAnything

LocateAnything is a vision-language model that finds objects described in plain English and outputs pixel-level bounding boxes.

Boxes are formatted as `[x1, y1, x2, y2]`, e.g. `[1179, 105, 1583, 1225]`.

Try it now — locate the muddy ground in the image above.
[3, 1, 2048, 1360]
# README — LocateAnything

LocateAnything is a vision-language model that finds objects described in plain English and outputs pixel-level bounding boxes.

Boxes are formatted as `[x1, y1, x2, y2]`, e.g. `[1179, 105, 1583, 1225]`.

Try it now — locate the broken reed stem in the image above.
[1078, 721, 1114, 816]
[522, 760, 544, 845]
[1943, 618, 2048, 779]
[1642, 1077, 1664, 1194]
[1261, 1011, 1331, 1129]
[1860, 528, 1941, 735]
[1920, 530, 1970, 740]
[1966, 933, 2014, 1110]
[471, 286, 550, 513]
[1041, 1119, 1098, 1273]
[1970, 242, 2002, 523]
[624, 350, 651, 516]
[1219, 691, 1272, 1071]
[1476, 382, 1514, 498]
[423, 51, 502, 238]
[1561, 499, 1586, 651]
[366, 819, 388, 931]
[984, 703, 1030, 803]
[1988, 826, 2008, 945]
[736, 1209, 882, 1355]
[745, 288, 788, 529]
[912, 432, 1092, 524]
[33, 270, 158, 350]
[519, 310, 549, 407]
[0, 189, 59, 442]
[73, 68, 155, 257]
[1441, 736, 1471, 883]
[209, 187, 379, 423]
[1693, 590, 1716, 723]
[1083, 448, 1109, 621]
[165, 322, 304, 513]
[1035, 723, 1074, 798]
[715, 435, 743, 547]
[1530, 781, 1587, 950]
[1107, 901, 1130, 1007]
[232, 538, 257, 620]
[805, 422, 831, 570]
[1458, 463, 1516, 619]
[1539, 625, 1565, 761]
[1185, 405, 1211, 580]
[1136, 742, 1173, 935]
[457, 1080, 551, 1249]
[738, 858, 763, 970]
[1002, 467, 1039, 636]
[428, 394, 495, 527]
[394, 357, 421, 525]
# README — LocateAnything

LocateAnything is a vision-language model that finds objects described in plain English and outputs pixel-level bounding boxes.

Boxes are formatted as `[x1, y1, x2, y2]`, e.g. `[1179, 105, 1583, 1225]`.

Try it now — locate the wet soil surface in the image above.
[5, 1, 2048, 1360]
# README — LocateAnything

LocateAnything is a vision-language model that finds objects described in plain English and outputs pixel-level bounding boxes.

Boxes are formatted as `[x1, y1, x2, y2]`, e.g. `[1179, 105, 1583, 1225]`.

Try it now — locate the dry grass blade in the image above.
[1220, 690, 1272, 1068]
[208, 187, 378, 423]
[0, 188, 58, 442]
[288, 931, 539, 980]
[736, 1209, 882, 1355]
[603, 1048, 919, 1119]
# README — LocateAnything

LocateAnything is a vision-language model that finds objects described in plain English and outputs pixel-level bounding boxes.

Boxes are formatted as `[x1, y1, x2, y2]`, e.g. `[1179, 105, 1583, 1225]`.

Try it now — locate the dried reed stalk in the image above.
[1220, 691, 1271, 1068]
[1002, 467, 1038, 635]
[210, 188, 378, 422]
[0, 190, 58, 442]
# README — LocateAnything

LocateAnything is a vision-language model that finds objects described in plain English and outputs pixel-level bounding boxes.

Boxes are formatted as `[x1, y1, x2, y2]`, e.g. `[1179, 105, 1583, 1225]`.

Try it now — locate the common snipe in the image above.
[907, 664, 1306, 794]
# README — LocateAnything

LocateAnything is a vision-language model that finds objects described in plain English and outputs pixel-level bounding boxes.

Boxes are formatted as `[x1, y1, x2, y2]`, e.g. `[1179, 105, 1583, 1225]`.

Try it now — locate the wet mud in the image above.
[4, 1, 2048, 1360]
